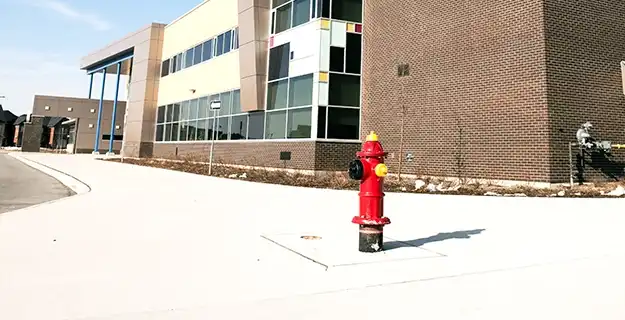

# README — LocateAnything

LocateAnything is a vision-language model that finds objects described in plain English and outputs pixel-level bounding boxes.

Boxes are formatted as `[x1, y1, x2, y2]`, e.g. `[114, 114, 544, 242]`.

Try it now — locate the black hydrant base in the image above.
[358, 225, 384, 253]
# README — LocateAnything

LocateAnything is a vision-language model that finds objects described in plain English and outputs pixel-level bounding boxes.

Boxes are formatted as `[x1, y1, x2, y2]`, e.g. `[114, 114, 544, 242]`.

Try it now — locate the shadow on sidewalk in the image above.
[386, 229, 486, 250]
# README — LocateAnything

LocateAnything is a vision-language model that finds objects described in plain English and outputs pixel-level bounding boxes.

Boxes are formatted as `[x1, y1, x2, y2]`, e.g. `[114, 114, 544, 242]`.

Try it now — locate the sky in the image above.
[0, 0, 201, 115]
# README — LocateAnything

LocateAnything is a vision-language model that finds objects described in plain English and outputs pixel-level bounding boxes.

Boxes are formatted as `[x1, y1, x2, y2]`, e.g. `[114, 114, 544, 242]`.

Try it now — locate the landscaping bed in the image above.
[103, 157, 625, 198]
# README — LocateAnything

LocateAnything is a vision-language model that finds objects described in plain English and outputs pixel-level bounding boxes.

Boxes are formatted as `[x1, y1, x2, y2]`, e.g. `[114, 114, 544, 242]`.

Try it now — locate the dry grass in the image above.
[103, 153, 625, 198]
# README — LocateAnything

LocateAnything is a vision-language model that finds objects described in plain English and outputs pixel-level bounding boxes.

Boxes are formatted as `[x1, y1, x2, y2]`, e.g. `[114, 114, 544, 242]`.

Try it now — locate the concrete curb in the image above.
[8, 153, 91, 195]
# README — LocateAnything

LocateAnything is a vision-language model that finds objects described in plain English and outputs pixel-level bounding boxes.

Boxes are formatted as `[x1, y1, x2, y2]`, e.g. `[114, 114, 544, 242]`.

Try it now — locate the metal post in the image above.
[208, 109, 220, 176]
[569, 142, 574, 187]
[88, 73, 94, 99]
[93, 69, 107, 154]
[107, 62, 122, 155]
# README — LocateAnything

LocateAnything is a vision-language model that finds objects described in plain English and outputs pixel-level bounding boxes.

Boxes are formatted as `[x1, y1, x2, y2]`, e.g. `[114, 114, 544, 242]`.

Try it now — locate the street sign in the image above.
[210, 100, 221, 110]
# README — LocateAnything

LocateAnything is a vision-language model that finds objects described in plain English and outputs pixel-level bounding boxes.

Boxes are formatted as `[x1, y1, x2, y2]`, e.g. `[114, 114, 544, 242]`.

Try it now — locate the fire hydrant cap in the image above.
[366, 131, 379, 142]
[375, 163, 388, 177]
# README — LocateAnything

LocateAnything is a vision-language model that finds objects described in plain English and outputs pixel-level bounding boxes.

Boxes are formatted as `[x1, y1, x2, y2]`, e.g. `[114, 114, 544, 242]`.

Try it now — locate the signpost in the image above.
[208, 100, 221, 176]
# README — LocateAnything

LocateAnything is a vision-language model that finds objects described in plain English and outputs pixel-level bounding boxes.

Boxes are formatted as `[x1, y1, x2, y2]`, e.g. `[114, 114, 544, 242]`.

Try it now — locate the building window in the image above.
[345, 33, 362, 74]
[157, 105, 166, 123]
[231, 90, 241, 114]
[332, 0, 362, 22]
[220, 91, 232, 116]
[268, 43, 290, 81]
[327, 107, 359, 139]
[317, 106, 327, 138]
[216, 33, 225, 56]
[328, 73, 360, 107]
[233, 28, 239, 49]
[223, 31, 232, 55]
[230, 114, 247, 140]
[248, 112, 265, 139]
[274, 3, 292, 34]
[161, 59, 170, 77]
[171, 55, 178, 74]
[265, 110, 287, 139]
[172, 103, 180, 122]
[272, 0, 311, 34]
[189, 99, 199, 121]
[330, 47, 345, 72]
[288, 107, 312, 138]
[267, 79, 288, 110]
[184, 49, 194, 68]
[202, 39, 214, 62]
[175, 53, 183, 71]
[102, 134, 124, 141]
[156, 124, 164, 142]
[198, 97, 209, 119]
[193, 44, 203, 65]
[288, 74, 313, 107]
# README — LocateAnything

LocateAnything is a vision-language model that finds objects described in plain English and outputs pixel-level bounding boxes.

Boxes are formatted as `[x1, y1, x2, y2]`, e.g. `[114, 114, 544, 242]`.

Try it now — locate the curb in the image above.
[8, 153, 91, 195]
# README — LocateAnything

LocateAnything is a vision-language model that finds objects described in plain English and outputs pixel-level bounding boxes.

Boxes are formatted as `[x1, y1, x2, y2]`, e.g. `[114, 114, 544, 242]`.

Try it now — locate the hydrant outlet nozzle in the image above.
[374, 163, 388, 177]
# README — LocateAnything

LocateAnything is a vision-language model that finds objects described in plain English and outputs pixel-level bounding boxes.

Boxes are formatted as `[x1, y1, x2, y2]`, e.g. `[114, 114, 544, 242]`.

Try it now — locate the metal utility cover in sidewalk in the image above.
[261, 231, 442, 270]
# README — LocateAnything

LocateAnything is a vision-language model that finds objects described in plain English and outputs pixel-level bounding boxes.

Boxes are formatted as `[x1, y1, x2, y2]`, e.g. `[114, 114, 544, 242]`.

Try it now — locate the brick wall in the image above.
[544, 0, 625, 182]
[152, 141, 359, 171]
[363, 0, 551, 182]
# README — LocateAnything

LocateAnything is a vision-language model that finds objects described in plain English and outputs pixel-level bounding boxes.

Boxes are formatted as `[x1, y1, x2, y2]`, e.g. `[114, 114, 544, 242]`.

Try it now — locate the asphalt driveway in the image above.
[0, 152, 73, 213]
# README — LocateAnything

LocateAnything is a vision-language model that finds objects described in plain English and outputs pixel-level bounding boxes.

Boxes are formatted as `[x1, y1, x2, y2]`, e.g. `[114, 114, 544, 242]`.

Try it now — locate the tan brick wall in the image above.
[363, 0, 551, 182]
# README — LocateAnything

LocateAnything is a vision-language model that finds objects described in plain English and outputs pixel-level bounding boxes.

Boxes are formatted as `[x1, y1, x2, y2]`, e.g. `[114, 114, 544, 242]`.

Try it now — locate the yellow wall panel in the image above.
[162, 0, 238, 58]
[157, 52, 240, 105]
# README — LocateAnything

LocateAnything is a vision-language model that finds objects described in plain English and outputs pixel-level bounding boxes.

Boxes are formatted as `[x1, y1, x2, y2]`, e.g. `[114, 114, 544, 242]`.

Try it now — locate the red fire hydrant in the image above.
[348, 131, 391, 253]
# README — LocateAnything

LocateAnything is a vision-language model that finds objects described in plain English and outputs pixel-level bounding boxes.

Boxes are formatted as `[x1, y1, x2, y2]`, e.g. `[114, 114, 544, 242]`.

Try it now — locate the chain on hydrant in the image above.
[348, 131, 391, 253]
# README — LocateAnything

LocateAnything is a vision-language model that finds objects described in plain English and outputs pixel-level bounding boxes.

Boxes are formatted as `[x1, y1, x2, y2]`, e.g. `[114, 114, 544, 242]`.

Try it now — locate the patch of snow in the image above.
[239, 173, 248, 179]
[414, 180, 426, 190]
[607, 186, 625, 197]
[228, 174, 238, 178]
[484, 191, 501, 196]
[557, 190, 566, 197]
[426, 184, 437, 192]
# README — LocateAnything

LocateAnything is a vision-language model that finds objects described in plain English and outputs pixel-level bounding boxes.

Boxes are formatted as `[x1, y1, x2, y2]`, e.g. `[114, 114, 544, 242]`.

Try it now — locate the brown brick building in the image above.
[362, 0, 625, 183]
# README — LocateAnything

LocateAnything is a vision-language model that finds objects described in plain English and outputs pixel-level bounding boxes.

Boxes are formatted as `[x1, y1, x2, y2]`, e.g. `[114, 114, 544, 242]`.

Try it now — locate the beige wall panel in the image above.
[162, 0, 238, 58]
[157, 52, 240, 105]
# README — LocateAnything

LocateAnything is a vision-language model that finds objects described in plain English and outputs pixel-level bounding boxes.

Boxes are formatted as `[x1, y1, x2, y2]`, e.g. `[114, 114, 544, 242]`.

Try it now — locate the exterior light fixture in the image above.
[115, 125, 120, 130]
[44, 106, 50, 110]
[67, 107, 73, 112]
[90, 109, 95, 113]
[89, 124, 94, 128]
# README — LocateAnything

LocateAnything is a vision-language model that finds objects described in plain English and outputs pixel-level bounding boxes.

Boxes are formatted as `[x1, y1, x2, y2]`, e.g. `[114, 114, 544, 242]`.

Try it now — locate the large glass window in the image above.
[293, 0, 310, 27]
[232, 28, 239, 50]
[166, 104, 174, 122]
[267, 79, 288, 110]
[184, 49, 194, 68]
[328, 73, 360, 107]
[202, 39, 213, 62]
[327, 107, 359, 139]
[265, 110, 287, 139]
[248, 112, 265, 139]
[332, 0, 362, 22]
[215, 117, 228, 140]
[288, 74, 313, 107]
[287, 107, 311, 138]
[268, 43, 290, 81]
[230, 115, 247, 140]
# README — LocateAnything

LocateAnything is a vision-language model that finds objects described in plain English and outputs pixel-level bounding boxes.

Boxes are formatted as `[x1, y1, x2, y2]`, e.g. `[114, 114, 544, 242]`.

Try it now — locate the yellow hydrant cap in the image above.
[366, 131, 379, 142]
[374, 163, 388, 177]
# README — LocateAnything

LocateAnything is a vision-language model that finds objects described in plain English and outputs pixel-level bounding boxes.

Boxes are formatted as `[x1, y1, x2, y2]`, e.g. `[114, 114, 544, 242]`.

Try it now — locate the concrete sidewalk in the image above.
[1, 153, 625, 319]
